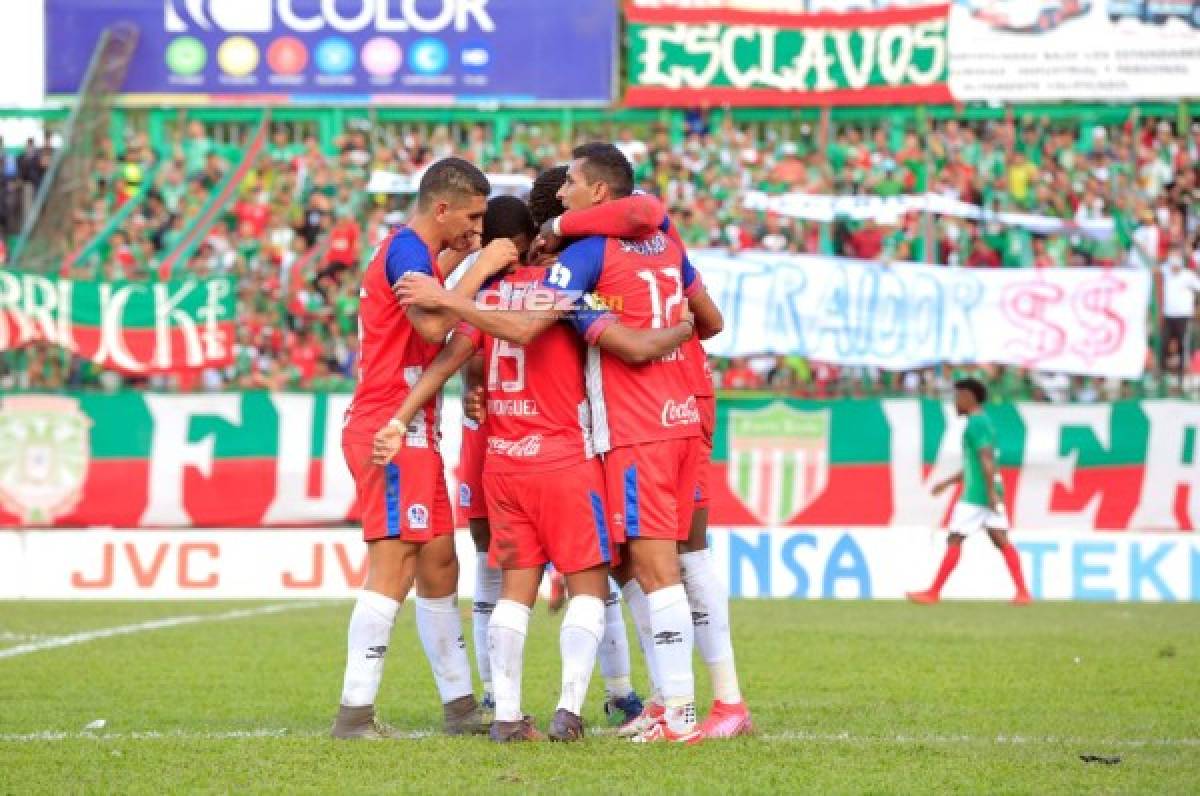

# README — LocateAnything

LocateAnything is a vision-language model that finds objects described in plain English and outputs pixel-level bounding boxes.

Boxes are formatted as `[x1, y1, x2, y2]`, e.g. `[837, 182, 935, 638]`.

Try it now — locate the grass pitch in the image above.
[1, 599, 1197, 794]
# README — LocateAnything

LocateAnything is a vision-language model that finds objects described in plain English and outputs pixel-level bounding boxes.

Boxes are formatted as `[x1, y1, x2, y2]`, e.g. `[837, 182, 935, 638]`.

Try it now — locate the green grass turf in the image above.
[1, 600, 1197, 794]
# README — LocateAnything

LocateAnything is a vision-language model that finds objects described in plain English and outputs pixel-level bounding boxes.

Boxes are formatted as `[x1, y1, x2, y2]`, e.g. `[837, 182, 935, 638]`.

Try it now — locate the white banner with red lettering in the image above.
[2, 528, 1195, 601]
[696, 252, 1151, 378]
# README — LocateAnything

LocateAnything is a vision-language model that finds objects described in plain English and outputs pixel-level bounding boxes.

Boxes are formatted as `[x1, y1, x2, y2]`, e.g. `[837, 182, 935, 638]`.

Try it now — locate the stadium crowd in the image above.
[2, 109, 1200, 398]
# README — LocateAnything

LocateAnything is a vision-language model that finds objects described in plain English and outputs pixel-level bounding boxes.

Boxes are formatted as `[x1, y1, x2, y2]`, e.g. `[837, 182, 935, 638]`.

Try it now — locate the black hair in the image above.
[954, 377, 988, 405]
[571, 142, 634, 199]
[528, 165, 567, 227]
[416, 157, 490, 211]
[482, 195, 535, 245]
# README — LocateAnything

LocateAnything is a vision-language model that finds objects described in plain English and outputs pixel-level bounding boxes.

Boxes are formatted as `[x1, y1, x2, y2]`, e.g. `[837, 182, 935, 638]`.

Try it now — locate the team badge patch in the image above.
[407, 503, 430, 530]
[458, 483, 472, 508]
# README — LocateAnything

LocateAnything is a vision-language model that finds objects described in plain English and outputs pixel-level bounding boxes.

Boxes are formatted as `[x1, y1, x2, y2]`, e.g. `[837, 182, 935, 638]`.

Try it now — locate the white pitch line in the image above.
[0, 728, 433, 743]
[758, 731, 1200, 748]
[1, 727, 1196, 748]
[0, 602, 324, 660]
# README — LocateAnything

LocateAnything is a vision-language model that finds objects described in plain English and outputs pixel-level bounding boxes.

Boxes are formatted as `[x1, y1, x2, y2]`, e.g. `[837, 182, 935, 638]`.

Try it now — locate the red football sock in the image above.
[1000, 544, 1030, 596]
[930, 544, 962, 596]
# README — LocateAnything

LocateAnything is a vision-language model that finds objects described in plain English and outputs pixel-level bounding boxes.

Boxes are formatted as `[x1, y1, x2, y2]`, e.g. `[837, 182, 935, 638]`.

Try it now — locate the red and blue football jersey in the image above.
[343, 227, 445, 446]
[545, 231, 703, 451]
[559, 196, 714, 400]
[457, 265, 595, 473]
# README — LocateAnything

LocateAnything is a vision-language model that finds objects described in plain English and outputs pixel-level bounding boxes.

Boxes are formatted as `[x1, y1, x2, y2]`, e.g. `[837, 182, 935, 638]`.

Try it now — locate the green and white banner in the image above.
[624, 0, 1200, 103]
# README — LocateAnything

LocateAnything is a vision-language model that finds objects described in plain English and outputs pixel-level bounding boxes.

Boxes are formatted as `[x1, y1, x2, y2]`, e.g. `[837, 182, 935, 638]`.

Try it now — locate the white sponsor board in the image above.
[1, 528, 1195, 601]
[696, 251, 1150, 378]
[949, 1, 1200, 101]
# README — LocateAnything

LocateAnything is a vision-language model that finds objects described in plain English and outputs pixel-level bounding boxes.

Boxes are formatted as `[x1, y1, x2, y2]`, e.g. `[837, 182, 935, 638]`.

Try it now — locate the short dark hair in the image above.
[954, 377, 988, 404]
[417, 157, 490, 211]
[483, 195, 535, 245]
[528, 166, 567, 227]
[571, 142, 633, 199]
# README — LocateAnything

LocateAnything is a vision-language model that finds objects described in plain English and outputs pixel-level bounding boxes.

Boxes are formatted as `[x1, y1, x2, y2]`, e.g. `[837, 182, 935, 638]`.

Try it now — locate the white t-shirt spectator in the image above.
[615, 139, 648, 166]
[1162, 264, 1200, 318]
[1129, 223, 1160, 269]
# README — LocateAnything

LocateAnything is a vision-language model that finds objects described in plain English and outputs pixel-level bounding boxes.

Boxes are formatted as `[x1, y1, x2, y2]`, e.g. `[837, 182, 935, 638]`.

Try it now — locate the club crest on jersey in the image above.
[0, 395, 92, 525]
[458, 483, 472, 508]
[661, 396, 700, 428]
[726, 402, 830, 525]
[407, 503, 430, 530]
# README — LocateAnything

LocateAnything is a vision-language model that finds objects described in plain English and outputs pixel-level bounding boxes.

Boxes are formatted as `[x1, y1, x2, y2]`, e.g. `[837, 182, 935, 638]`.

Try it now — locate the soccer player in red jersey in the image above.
[397, 144, 719, 743]
[376, 195, 693, 742]
[551, 192, 753, 738]
[454, 349, 499, 718]
[333, 158, 519, 740]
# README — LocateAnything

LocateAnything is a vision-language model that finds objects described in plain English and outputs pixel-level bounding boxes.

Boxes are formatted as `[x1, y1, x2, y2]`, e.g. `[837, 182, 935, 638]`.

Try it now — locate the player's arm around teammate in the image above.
[393, 271, 695, 362]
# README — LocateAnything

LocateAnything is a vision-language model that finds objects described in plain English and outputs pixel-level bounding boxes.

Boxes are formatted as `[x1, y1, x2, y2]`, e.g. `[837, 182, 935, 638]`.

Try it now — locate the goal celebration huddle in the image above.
[334, 145, 752, 744]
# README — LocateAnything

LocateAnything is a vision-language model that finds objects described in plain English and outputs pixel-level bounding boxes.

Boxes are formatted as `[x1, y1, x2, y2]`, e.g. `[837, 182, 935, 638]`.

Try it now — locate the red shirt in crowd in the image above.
[235, 200, 270, 239]
[326, 218, 360, 267]
[847, 226, 884, 260]
[723, 363, 762, 389]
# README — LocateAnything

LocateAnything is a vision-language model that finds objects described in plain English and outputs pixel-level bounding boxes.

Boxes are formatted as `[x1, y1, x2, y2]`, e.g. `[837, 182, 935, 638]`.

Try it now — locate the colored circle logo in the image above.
[217, 36, 259, 77]
[361, 36, 402, 77]
[460, 41, 490, 71]
[165, 36, 206, 76]
[409, 38, 448, 76]
[315, 37, 355, 75]
[267, 37, 308, 75]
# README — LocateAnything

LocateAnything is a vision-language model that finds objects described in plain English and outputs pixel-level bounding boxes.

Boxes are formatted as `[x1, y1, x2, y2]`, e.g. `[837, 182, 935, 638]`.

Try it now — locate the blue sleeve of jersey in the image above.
[542, 235, 606, 294]
[681, 252, 697, 290]
[384, 233, 434, 286]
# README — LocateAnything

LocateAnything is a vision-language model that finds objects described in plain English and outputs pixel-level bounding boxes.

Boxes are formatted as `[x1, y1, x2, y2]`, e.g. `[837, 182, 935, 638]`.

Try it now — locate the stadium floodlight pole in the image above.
[11, 23, 139, 273]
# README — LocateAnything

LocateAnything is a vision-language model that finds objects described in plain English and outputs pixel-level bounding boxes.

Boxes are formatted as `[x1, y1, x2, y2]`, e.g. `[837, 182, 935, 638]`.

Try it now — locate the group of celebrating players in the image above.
[332, 144, 753, 744]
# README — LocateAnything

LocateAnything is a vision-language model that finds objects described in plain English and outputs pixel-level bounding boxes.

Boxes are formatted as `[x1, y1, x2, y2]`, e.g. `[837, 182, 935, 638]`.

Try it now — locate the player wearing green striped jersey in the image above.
[908, 378, 1032, 605]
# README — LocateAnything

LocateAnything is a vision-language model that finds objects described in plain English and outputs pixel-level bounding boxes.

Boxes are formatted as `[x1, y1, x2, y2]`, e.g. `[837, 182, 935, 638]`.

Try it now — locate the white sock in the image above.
[340, 590, 400, 707]
[414, 594, 473, 705]
[488, 599, 531, 723]
[646, 583, 695, 711]
[621, 579, 662, 703]
[557, 595, 605, 716]
[598, 587, 634, 700]
[681, 549, 742, 704]
[472, 553, 501, 699]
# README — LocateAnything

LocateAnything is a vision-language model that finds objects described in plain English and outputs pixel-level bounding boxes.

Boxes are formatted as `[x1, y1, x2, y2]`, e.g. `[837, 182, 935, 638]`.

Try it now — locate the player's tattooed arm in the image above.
[405, 239, 519, 344]
[595, 318, 695, 364]
[371, 333, 478, 465]
[396, 274, 559, 346]
[931, 471, 964, 496]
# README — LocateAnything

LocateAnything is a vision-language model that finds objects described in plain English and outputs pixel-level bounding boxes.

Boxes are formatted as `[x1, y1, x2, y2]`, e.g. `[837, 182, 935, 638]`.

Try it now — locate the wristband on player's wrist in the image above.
[386, 417, 405, 433]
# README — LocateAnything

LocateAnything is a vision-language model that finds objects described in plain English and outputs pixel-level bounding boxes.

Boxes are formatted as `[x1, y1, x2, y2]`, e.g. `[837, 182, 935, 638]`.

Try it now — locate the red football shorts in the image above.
[342, 435, 454, 543]
[483, 457, 615, 574]
[455, 422, 488, 525]
[693, 395, 716, 509]
[605, 437, 702, 543]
